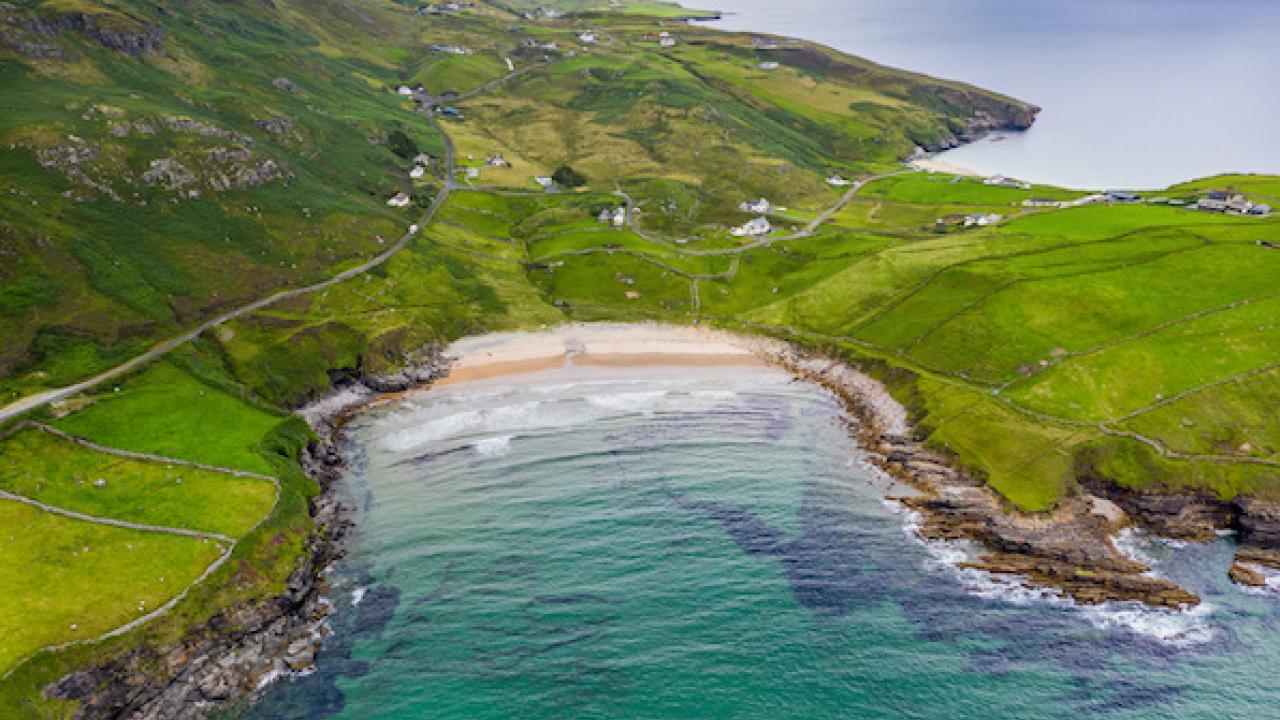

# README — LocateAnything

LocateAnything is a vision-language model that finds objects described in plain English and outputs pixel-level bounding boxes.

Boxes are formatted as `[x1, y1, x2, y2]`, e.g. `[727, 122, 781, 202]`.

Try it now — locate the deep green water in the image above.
[245, 365, 1280, 719]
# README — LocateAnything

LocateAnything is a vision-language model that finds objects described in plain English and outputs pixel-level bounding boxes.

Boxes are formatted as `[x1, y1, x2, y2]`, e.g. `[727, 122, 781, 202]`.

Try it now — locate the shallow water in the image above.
[245, 364, 1280, 719]
[707, 0, 1280, 189]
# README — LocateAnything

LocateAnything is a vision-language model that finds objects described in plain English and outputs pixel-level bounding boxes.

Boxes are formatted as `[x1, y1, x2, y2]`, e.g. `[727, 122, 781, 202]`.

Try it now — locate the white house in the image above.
[758, 61, 779, 70]
[984, 175, 1031, 190]
[410, 166, 426, 179]
[826, 175, 852, 187]
[963, 213, 1003, 227]
[465, 167, 480, 180]
[739, 197, 771, 214]
[660, 37, 676, 47]
[578, 32, 596, 44]
[732, 217, 772, 237]
[485, 154, 511, 168]
[534, 175, 554, 188]
[1021, 197, 1059, 208]
[387, 192, 411, 208]
[408, 224, 420, 235]
[396, 85, 414, 96]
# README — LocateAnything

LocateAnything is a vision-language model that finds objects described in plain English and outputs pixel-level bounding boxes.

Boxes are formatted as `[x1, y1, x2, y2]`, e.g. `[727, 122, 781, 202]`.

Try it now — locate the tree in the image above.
[388, 129, 418, 160]
[552, 165, 586, 188]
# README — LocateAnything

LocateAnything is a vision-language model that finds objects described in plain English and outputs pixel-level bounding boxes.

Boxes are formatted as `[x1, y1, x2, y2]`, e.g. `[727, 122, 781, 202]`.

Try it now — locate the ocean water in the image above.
[244, 364, 1280, 720]
[708, 0, 1280, 189]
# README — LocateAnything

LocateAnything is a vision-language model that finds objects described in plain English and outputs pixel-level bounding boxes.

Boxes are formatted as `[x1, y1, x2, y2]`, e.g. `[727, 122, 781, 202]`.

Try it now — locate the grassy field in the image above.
[4, 0, 1280, 714]
[53, 362, 287, 475]
[0, 499, 228, 676]
[0, 429, 275, 537]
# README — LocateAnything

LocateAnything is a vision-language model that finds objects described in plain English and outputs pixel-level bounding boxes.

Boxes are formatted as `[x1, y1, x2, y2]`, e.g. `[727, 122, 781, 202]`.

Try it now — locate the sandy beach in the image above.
[435, 323, 775, 386]
[908, 157, 984, 177]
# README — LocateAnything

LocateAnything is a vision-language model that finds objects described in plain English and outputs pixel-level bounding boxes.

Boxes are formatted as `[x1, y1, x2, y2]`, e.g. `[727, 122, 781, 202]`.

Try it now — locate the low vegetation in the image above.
[2, 0, 1278, 715]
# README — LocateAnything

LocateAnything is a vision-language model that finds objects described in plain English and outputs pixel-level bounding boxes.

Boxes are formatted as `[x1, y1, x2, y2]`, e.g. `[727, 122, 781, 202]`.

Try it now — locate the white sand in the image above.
[908, 158, 985, 177]
[437, 323, 774, 385]
[436, 323, 911, 439]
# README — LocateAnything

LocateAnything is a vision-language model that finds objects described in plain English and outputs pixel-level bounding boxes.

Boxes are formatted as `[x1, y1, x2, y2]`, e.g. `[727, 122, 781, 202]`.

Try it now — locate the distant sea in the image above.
[708, 0, 1280, 189]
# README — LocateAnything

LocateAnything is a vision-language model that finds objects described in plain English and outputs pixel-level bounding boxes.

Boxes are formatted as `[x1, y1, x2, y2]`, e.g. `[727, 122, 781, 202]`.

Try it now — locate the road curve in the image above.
[0, 113, 456, 425]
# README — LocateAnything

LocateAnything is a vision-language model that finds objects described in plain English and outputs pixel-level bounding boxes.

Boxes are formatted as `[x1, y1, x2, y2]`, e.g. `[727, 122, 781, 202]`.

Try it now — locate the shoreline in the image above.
[48, 322, 1271, 717]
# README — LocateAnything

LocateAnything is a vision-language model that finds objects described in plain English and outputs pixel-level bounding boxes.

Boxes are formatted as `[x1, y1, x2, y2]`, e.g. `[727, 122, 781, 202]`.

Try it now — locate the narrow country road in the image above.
[0, 113, 456, 425]
[614, 169, 910, 256]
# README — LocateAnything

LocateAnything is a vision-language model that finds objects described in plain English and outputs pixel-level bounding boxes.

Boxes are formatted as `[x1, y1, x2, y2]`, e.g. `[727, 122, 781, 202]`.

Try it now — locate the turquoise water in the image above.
[246, 365, 1280, 719]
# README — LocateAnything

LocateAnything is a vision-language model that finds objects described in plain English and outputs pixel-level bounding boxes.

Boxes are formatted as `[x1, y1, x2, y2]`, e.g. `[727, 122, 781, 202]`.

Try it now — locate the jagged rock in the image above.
[1229, 561, 1266, 588]
[142, 157, 196, 189]
[36, 139, 98, 168]
[283, 638, 317, 672]
[161, 116, 251, 144]
[962, 553, 1199, 609]
[761, 344, 1204, 609]
[1082, 481, 1233, 540]
[6, 9, 164, 56]
[254, 116, 295, 136]
[272, 77, 300, 93]
[1236, 546, 1280, 571]
[1235, 497, 1280, 550]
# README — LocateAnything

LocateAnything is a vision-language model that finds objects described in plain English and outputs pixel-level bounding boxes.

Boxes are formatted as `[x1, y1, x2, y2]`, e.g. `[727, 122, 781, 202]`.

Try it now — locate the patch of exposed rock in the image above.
[3, 8, 164, 57]
[756, 344, 1201, 609]
[1086, 482, 1280, 587]
[271, 77, 301, 94]
[162, 116, 253, 146]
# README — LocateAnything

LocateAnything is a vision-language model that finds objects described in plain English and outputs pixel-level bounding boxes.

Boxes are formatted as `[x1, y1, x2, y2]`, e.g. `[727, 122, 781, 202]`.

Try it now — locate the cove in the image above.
[244, 350, 1280, 719]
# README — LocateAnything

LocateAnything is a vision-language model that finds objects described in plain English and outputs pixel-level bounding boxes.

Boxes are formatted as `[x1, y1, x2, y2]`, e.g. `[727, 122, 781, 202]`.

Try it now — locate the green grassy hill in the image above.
[2, 0, 1278, 715]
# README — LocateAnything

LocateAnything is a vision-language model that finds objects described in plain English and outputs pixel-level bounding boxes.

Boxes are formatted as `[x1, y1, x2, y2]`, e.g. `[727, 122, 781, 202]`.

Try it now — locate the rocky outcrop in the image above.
[757, 345, 1201, 609]
[1229, 561, 1266, 587]
[162, 116, 253, 145]
[253, 116, 295, 137]
[271, 77, 301, 94]
[141, 158, 197, 190]
[1082, 482, 1233, 541]
[1235, 497, 1280, 551]
[46, 490, 345, 719]
[202, 148, 288, 191]
[1087, 481, 1280, 584]
[5, 9, 164, 56]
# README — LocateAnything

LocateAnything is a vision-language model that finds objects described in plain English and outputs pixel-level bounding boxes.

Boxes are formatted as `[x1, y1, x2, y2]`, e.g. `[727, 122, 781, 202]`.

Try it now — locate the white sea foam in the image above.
[1079, 601, 1218, 647]
[1113, 527, 1157, 569]
[585, 391, 667, 412]
[474, 435, 514, 457]
[690, 390, 738, 401]
[351, 586, 367, 606]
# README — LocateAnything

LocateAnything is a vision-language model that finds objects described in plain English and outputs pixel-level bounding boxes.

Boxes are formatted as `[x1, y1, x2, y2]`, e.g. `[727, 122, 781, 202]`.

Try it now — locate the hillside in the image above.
[2, 0, 1278, 717]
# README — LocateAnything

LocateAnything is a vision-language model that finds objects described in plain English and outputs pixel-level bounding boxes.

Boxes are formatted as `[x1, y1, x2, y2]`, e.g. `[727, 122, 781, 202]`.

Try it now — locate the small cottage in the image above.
[732, 217, 772, 237]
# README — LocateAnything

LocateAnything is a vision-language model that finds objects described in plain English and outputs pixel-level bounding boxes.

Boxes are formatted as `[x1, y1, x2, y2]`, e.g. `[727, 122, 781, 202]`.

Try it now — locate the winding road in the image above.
[0, 110, 457, 425]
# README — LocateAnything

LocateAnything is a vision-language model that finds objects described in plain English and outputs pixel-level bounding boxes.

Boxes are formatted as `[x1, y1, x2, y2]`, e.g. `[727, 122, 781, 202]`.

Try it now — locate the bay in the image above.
[244, 363, 1280, 720]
